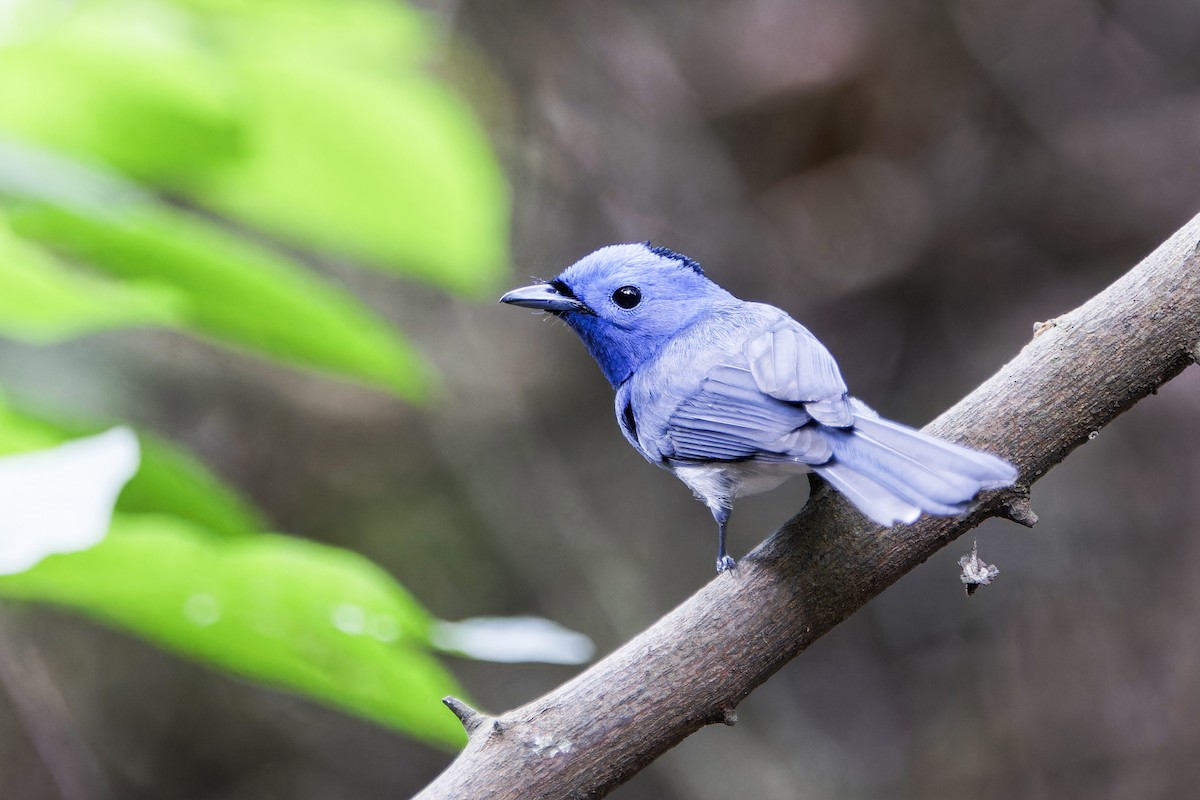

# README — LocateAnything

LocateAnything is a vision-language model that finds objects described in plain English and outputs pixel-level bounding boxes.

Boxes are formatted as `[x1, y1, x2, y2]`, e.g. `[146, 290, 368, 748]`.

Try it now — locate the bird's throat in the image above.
[565, 314, 660, 388]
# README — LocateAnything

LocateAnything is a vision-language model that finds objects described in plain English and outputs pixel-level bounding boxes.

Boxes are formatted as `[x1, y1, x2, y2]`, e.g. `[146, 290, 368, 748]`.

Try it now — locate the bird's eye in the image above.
[612, 285, 642, 309]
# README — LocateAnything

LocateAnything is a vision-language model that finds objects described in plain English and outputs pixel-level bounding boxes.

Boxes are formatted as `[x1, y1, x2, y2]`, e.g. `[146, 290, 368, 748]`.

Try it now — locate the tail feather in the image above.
[815, 413, 1018, 527]
[851, 414, 1018, 489]
[814, 462, 922, 526]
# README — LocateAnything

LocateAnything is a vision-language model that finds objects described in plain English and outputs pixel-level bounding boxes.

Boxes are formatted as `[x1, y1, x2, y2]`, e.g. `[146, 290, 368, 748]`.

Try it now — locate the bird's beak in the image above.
[499, 283, 586, 314]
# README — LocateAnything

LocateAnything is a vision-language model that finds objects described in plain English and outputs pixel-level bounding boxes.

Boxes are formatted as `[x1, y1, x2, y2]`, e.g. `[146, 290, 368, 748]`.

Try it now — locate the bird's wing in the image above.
[744, 320, 854, 426]
[662, 364, 833, 464]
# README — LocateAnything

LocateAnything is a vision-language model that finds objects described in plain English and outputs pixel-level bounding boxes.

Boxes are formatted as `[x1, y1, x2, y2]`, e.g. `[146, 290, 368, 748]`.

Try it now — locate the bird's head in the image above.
[501, 243, 733, 386]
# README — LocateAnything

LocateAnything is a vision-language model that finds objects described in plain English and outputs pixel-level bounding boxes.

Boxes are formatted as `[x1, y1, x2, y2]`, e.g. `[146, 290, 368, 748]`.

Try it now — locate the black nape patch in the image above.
[644, 242, 704, 276]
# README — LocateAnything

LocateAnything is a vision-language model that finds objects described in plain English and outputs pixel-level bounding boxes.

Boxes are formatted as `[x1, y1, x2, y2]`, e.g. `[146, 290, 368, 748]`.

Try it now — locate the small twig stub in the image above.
[443, 696, 489, 736]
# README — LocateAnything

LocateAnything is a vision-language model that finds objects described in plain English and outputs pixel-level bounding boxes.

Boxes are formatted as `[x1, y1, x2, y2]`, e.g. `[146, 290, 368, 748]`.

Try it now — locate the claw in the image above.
[716, 555, 737, 573]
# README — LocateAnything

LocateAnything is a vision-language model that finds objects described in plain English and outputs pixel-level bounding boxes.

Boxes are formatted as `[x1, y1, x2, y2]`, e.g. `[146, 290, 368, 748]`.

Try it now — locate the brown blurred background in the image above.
[3, 0, 1200, 797]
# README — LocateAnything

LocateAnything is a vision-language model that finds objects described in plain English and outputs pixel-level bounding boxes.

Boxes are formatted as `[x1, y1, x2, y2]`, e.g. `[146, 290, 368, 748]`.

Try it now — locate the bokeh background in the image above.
[2, 0, 1200, 798]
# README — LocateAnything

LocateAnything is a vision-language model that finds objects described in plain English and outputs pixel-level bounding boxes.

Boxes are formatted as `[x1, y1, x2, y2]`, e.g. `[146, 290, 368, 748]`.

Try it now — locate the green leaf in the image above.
[0, 396, 61, 454]
[0, 0, 509, 296]
[119, 438, 265, 538]
[0, 217, 181, 341]
[0, 398, 264, 538]
[161, 0, 433, 69]
[0, 2, 244, 184]
[187, 60, 510, 297]
[0, 514, 467, 747]
[8, 202, 431, 400]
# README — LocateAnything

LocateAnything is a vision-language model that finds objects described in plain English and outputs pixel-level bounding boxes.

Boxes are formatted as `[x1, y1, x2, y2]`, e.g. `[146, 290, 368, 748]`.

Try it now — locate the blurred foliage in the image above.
[0, 398, 469, 747]
[0, 515, 466, 748]
[0, 397, 265, 538]
[0, 217, 181, 341]
[0, 0, 509, 397]
[10, 201, 431, 399]
[0, 0, 510, 751]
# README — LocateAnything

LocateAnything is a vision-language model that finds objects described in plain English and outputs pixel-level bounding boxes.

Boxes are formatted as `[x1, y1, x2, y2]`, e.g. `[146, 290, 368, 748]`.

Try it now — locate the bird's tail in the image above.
[813, 411, 1018, 527]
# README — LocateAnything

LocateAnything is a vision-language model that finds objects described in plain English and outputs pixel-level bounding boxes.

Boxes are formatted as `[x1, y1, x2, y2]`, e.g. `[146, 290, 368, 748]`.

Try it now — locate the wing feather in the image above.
[663, 365, 830, 464]
[745, 323, 853, 426]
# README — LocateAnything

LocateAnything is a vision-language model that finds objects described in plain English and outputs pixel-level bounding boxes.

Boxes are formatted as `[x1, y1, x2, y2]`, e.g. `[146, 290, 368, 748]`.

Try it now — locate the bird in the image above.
[500, 243, 1018, 573]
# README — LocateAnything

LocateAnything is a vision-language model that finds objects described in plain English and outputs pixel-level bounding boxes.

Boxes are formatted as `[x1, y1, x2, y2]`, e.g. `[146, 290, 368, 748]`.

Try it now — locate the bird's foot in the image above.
[716, 555, 737, 573]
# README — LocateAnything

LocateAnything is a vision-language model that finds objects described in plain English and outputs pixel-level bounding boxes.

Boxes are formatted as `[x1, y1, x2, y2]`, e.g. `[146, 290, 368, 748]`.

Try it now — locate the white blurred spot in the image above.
[431, 616, 595, 665]
[368, 613, 401, 643]
[331, 603, 366, 635]
[184, 592, 221, 626]
[0, 138, 150, 213]
[0, 427, 140, 575]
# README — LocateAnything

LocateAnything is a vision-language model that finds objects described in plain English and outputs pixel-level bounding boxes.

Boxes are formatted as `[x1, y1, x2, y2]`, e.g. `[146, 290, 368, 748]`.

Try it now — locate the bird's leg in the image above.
[713, 505, 736, 573]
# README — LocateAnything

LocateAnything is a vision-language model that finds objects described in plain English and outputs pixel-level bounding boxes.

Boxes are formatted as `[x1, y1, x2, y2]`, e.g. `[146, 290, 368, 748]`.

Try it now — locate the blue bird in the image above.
[501, 243, 1018, 573]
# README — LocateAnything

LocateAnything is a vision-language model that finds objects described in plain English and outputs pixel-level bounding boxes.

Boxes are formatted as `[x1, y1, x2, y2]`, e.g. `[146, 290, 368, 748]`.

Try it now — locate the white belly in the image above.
[671, 460, 809, 512]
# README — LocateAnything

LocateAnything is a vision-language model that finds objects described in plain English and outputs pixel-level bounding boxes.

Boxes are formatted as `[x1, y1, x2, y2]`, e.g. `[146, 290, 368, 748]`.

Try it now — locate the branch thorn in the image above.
[443, 696, 492, 736]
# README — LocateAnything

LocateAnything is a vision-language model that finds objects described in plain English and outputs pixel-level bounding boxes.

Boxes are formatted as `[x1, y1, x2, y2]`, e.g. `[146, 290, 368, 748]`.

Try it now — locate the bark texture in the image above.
[416, 212, 1200, 799]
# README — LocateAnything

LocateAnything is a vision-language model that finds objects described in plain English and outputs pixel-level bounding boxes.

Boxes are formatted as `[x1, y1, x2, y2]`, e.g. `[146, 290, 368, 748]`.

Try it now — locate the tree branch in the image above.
[416, 211, 1200, 799]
